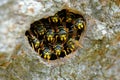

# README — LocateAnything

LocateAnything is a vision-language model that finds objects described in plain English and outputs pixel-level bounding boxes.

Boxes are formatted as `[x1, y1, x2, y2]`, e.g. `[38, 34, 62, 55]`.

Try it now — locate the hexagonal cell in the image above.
[25, 9, 86, 61]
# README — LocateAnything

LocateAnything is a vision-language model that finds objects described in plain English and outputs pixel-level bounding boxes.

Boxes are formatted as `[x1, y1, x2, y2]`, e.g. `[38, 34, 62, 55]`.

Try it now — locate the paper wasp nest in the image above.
[25, 9, 86, 61]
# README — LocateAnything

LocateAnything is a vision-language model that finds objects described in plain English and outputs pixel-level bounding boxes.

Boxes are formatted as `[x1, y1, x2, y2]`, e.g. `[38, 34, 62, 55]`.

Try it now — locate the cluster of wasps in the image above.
[25, 9, 86, 61]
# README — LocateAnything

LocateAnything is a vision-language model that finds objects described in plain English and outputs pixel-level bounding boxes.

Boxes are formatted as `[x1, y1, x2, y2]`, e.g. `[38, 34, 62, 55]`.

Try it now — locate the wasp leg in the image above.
[63, 50, 70, 58]
[63, 50, 67, 56]
[37, 48, 41, 54]
[34, 30, 39, 38]
[31, 43, 35, 50]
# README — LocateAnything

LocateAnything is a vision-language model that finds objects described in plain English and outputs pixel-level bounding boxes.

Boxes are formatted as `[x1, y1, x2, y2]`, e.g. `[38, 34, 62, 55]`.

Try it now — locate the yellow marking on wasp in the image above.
[35, 41, 40, 48]
[55, 50, 61, 56]
[47, 35, 53, 42]
[60, 35, 66, 41]
[44, 52, 51, 60]
[77, 23, 83, 29]
[52, 17, 58, 23]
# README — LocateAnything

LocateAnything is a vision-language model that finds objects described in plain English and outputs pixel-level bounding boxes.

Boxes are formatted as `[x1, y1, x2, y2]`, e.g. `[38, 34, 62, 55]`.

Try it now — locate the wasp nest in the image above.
[25, 9, 86, 61]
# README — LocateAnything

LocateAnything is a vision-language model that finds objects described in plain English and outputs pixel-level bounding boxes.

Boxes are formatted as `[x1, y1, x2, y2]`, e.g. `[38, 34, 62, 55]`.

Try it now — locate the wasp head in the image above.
[51, 14, 59, 23]
[43, 48, 52, 60]
[46, 29, 55, 42]
[58, 28, 68, 42]
[36, 24, 46, 36]
[75, 18, 84, 29]
[54, 44, 62, 56]
[66, 39, 76, 53]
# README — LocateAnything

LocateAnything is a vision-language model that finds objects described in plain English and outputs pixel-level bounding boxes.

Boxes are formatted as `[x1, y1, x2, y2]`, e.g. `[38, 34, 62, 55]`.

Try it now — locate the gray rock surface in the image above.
[0, 0, 120, 80]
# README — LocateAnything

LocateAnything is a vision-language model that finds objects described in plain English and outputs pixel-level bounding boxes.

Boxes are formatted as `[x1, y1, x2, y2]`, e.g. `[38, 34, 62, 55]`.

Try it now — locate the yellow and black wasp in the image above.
[53, 44, 67, 58]
[45, 29, 55, 43]
[48, 13, 60, 25]
[74, 18, 85, 30]
[66, 12, 76, 23]
[40, 47, 57, 61]
[64, 38, 83, 54]
[73, 18, 86, 40]
[64, 39, 76, 54]
[48, 10, 66, 26]
[30, 22, 46, 39]
[56, 26, 69, 43]
[25, 30, 43, 52]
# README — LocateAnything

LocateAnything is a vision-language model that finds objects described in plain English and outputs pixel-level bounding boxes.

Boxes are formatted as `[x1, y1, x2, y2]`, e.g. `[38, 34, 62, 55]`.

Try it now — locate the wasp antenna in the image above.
[34, 30, 38, 38]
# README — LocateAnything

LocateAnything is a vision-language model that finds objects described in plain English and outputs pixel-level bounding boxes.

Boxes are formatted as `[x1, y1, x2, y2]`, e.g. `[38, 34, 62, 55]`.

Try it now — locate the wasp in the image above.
[65, 12, 78, 38]
[64, 39, 83, 54]
[56, 26, 69, 43]
[48, 13, 60, 24]
[31, 23, 46, 39]
[48, 12, 65, 25]
[66, 11, 81, 31]
[53, 44, 67, 57]
[68, 25, 81, 40]
[66, 12, 76, 23]
[74, 18, 85, 30]
[45, 29, 55, 43]
[40, 47, 57, 61]
[64, 39, 78, 54]
[25, 30, 43, 52]
[74, 18, 86, 40]
[64, 39, 76, 54]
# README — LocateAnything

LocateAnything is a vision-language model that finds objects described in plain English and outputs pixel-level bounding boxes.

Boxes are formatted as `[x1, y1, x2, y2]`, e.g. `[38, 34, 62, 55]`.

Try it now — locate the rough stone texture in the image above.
[0, 0, 120, 80]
